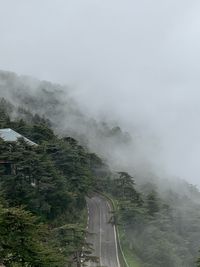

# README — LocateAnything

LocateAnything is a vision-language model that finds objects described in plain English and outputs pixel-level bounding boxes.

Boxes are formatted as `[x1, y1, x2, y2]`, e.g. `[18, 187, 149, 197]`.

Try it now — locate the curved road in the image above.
[86, 195, 120, 267]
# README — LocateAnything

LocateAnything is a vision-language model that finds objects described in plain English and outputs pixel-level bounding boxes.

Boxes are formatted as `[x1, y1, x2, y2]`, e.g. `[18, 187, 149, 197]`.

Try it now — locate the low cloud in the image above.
[1, 1, 200, 185]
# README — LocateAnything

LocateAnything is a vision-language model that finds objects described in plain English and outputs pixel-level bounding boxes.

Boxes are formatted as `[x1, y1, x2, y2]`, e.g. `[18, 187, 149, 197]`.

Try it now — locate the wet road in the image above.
[86, 195, 120, 267]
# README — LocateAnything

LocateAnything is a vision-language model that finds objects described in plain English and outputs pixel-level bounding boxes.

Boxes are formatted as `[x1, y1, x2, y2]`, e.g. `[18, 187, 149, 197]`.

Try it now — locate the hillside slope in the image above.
[1, 70, 200, 267]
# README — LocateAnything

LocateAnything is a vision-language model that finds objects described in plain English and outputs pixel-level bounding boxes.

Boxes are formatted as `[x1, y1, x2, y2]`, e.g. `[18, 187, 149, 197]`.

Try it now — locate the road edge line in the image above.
[107, 201, 121, 267]
[97, 192, 130, 267]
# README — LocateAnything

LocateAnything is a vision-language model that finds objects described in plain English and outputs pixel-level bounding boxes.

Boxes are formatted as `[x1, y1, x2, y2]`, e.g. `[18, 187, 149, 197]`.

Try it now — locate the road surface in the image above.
[86, 194, 120, 267]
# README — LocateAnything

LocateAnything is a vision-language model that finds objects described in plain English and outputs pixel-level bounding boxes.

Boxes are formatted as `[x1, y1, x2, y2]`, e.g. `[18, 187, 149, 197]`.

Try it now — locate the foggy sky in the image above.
[1, 1, 200, 185]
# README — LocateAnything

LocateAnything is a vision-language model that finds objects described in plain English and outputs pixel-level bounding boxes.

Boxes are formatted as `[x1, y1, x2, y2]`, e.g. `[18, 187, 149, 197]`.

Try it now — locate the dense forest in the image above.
[0, 100, 97, 266]
[1, 70, 200, 266]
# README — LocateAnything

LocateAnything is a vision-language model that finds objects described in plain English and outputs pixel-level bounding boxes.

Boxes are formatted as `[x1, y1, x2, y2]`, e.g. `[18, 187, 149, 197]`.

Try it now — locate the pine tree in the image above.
[0, 206, 65, 267]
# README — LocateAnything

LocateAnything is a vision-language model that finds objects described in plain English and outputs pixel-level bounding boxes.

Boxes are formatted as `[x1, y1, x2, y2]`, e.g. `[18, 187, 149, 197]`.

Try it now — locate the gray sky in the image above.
[1, 0, 200, 185]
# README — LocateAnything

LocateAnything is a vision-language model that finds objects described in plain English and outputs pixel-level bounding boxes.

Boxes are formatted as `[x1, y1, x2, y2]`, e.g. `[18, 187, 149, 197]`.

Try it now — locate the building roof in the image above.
[0, 128, 37, 146]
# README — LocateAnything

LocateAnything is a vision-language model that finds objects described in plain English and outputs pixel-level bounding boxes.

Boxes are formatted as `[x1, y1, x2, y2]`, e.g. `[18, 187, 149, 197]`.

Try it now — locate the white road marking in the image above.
[106, 201, 121, 267]
[107, 200, 130, 267]
[99, 199, 102, 266]
[87, 196, 123, 267]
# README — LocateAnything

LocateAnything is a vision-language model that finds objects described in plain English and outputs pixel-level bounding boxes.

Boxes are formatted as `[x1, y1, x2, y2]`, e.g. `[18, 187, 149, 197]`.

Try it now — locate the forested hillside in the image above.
[1, 70, 200, 267]
[0, 101, 98, 266]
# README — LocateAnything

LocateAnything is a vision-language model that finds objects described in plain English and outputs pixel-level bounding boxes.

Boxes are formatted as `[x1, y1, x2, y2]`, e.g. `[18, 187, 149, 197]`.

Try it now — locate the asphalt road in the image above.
[86, 195, 120, 267]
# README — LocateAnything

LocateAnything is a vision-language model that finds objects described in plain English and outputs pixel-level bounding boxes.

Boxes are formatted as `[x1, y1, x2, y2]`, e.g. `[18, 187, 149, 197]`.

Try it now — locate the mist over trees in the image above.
[1, 71, 200, 266]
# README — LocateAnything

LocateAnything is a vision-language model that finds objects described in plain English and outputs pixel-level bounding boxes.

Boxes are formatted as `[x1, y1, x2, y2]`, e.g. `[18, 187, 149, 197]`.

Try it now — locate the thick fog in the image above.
[1, 1, 200, 185]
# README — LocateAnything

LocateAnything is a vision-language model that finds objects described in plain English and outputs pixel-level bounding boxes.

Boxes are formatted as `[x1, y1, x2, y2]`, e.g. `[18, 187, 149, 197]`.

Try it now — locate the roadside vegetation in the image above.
[1, 79, 200, 267]
[0, 100, 97, 266]
[95, 169, 200, 267]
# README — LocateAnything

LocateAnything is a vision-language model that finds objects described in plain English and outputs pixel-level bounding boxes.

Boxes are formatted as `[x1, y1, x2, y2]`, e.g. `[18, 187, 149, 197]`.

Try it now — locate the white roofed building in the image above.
[0, 128, 37, 146]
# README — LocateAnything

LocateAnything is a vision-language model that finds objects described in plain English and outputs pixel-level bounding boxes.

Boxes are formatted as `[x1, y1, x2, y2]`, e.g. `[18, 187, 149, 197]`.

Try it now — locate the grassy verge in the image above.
[118, 225, 141, 267]
[101, 192, 142, 267]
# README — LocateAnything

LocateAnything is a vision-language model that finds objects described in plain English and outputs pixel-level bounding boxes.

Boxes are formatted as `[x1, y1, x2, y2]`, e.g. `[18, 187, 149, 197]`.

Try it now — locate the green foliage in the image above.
[1, 93, 200, 267]
[0, 139, 70, 220]
[0, 102, 95, 266]
[0, 98, 13, 128]
[0, 206, 65, 267]
[145, 190, 160, 216]
[98, 169, 200, 267]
